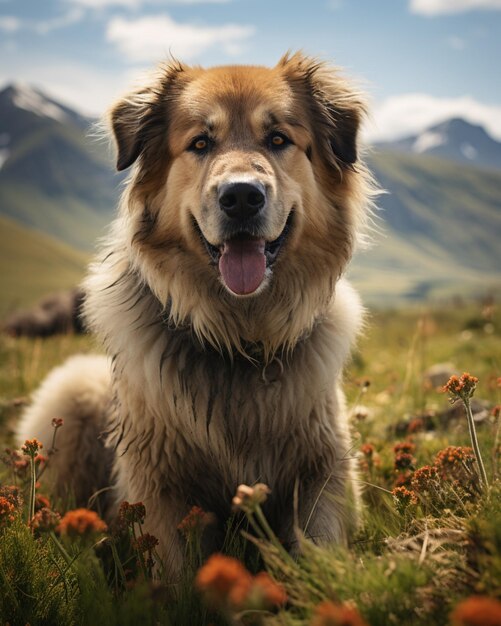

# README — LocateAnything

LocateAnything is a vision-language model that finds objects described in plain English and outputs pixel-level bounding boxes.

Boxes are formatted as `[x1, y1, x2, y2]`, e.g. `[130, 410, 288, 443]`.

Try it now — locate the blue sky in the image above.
[1, 0, 500, 140]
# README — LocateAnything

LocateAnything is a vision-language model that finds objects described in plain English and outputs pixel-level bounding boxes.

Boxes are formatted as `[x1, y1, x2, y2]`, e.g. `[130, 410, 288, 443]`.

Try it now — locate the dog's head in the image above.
[109, 53, 371, 353]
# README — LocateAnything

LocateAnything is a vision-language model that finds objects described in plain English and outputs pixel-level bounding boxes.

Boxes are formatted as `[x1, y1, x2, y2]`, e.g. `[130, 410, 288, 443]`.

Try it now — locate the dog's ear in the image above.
[278, 52, 366, 168]
[109, 61, 187, 171]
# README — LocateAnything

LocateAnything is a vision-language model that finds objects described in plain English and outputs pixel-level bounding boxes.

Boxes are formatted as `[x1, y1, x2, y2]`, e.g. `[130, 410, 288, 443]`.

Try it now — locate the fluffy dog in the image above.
[18, 52, 373, 577]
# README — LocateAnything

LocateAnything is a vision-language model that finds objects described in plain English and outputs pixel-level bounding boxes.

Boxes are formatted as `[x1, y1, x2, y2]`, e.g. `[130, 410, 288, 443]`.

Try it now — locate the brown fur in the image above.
[19, 52, 375, 578]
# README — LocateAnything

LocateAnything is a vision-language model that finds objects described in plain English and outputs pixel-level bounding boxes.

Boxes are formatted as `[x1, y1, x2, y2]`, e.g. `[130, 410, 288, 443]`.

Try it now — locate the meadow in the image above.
[0, 302, 500, 625]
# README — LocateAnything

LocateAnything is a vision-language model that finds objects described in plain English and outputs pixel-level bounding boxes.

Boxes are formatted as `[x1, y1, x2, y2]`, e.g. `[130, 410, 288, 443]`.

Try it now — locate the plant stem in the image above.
[463, 397, 489, 490]
[27, 456, 36, 525]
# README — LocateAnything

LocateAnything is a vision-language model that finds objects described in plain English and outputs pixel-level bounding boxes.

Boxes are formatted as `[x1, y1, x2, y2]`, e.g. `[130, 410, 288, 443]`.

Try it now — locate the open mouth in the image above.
[195, 212, 293, 296]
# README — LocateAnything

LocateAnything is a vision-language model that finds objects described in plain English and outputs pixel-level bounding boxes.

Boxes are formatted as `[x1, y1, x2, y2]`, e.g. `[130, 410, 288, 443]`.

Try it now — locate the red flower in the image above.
[118, 501, 146, 526]
[450, 595, 501, 626]
[177, 506, 214, 539]
[0, 496, 15, 528]
[31, 507, 61, 533]
[131, 532, 159, 553]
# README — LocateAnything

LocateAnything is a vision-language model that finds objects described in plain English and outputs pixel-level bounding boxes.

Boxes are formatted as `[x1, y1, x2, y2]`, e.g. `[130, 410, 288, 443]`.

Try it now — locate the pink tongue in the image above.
[219, 238, 266, 295]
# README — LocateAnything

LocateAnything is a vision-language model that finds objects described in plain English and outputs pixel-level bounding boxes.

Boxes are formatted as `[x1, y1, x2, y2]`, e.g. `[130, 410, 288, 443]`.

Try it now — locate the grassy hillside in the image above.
[349, 150, 501, 303]
[0, 215, 89, 315]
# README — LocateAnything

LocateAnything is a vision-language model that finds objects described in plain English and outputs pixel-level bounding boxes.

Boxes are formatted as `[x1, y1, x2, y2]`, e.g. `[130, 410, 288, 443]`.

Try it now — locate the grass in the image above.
[0, 302, 500, 625]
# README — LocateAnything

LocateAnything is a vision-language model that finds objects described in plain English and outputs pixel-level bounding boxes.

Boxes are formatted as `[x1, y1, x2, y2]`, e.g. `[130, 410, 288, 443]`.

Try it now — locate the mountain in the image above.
[376, 118, 501, 170]
[350, 149, 501, 301]
[0, 83, 121, 250]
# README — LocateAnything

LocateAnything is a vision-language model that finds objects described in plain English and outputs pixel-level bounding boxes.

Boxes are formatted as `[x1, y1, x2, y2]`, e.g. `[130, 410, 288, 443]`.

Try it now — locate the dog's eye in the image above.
[267, 132, 291, 150]
[188, 135, 212, 154]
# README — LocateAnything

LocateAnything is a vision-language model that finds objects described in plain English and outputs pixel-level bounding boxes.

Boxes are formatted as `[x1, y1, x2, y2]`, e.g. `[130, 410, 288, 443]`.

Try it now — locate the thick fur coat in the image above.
[18, 52, 374, 577]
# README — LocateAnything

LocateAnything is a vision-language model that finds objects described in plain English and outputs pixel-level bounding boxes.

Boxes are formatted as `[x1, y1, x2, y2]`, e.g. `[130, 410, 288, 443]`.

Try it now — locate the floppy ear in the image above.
[278, 52, 366, 168]
[109, 60, 187, 171]
[110, 94, 151, 171]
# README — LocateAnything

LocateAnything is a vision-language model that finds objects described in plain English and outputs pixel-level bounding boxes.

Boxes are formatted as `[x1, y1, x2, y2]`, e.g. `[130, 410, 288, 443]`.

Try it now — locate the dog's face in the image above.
[110, 53, 369, 350]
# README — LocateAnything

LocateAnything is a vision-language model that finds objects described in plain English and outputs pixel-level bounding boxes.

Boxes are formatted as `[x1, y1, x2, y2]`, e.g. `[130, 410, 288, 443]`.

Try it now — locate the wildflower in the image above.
[118, 501, 146, 526]
[0, 485, 22, 509]
[0, 496, 16, 528]
[58, 508, 107, 538]
[310, 600, 369, 626]
[131, 532, 159, 553]
[195, 553, 253, 610]
[51, 417, 64, 428]
[407, 417, 424, 434]
[232, 483, 271, 513]
[35, 454, 48, 466]
[30, 507, 61, 533]
[394, 452, 415, 471]
[450, 595, 501, 626]
[411, 465, 439, 494]
[35, 494, 51, 511]
[393, 441, 416, 455]
[252, 571, 287, 608]
[442, 372, 488, 489]
[177, 506, 214, 539]
[21, 438, 43, 458]
[392, 486, 418, 515]
[442, 373, 478, 403]
[435, 446, 476, 484]
[491, 405, 500, 419]
[360, 443, 375, 458]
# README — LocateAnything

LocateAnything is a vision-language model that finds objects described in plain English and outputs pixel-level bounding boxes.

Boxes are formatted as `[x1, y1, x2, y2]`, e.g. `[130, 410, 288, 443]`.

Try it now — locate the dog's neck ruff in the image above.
[160, 301, 316, 376]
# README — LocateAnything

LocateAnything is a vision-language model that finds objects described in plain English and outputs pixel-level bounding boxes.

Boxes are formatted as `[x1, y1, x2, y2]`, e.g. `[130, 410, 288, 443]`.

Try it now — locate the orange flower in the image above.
[435, 446, 476, 484]
[58, 508, 107, 538]
[442, 373, 478, 402]
[31, 507, 61, 533]
[21, 438, 43, 458]
[411, 465, 439, 493]
[35, 494, 51, 512]
[252, 571, 287, 608]
[392, 486, 418, 514]
[450, 596, 501, 626]
[0, 496, 15, 528]
[178, 506, 214, 538]
[393, 441, 416, 455]
[0, 485, 22, 509]
[311, 600, 369, 626]
[195, 554, 253, 610]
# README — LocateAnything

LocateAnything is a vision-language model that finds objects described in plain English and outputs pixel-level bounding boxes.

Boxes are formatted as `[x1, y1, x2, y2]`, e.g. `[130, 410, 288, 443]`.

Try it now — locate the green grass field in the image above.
[0, 303, 500, 625]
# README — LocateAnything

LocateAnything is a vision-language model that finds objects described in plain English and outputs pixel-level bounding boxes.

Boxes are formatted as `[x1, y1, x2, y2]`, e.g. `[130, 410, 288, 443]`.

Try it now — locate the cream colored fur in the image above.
[18, 53, 374, 578]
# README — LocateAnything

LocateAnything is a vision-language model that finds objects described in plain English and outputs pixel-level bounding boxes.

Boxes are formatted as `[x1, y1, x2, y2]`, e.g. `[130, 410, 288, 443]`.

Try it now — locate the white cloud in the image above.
[367, 93, 501, 142]
[0, 16, 20, 32]
[106, 14, 254, 62]
[35, 8, 85, 35]
[410, 0, 501, 16]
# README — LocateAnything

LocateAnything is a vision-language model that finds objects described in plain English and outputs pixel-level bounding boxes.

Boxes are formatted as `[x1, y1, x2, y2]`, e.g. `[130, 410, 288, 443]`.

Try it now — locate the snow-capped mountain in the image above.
[0, 83, 120, 249]
[376, 118, 501, 169]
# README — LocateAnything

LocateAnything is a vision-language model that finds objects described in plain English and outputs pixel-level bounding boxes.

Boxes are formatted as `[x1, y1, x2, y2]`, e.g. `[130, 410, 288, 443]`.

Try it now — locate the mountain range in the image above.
[0, 82, 500, 309]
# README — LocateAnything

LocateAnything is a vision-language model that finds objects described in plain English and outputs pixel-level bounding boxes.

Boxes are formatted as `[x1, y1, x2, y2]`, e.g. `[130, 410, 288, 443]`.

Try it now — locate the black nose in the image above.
[218, 182, 266, 220]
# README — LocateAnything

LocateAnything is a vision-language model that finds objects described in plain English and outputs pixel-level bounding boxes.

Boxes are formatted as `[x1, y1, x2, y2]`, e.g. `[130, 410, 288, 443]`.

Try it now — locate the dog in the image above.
[18, 52, 373, 577]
